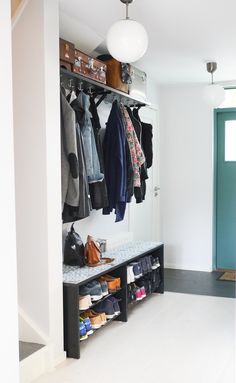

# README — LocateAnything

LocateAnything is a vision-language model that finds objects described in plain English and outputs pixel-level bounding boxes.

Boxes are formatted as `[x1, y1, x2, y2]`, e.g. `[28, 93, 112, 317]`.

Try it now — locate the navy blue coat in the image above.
[103, 101, 127, 222]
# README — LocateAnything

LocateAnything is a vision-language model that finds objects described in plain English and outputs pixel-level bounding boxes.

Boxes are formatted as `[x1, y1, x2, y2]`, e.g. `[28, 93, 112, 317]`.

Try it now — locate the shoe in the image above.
[107, 296, 121, 315]
[127, 265, 135, 284]
[135, 279, 147, 299]
[99, 279, 109, 296]
[140, 286, 146, 299]
[84, 309, 107, 326]
[133, 284, 142, 301]
[142, 277, 151, 296]
[151, 256, 160, 270]
[95, 298, 116, 319]
[99, 275, 121, 292]
[140, 258, 148, 275]
[145, 256, 153, 273]
[79, 321, 88, 341]
[81, 310, 103, 329]
[128, 284, 136, 304]
[80, 281, 103, 301]
[129, 262, 142, 279]
[80, 317, 93, 336]
[79, 295, 92, 310]
[151, 269, 161, 292]
[98, 311, 107, 325]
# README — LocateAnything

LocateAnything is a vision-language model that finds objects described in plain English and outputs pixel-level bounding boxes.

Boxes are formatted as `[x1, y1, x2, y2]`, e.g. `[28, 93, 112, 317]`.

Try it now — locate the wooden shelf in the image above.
[60, 67, 151, 107]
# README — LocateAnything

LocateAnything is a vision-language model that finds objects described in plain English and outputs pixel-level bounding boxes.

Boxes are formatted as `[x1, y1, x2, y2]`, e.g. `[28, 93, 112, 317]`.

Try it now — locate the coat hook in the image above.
[68, 79, 73, 89]
[78, 81, 83, 91]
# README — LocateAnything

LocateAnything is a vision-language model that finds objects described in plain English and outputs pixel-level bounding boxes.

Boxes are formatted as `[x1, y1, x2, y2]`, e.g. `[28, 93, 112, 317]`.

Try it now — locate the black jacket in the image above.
[89, 97, 109, 210]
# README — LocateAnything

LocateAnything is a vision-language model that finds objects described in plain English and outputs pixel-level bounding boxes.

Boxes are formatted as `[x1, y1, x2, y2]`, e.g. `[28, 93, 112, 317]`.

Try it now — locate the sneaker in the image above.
[83, 309, 107, 326]
[145, 256, 153, 273]
[81, 310, 103, 329]
[107, 296, 121, 315]
[99, 275, 121, 292]
[79, 321, 88, 341]
[135, 279, 147, 299]
[130, 262, 142, 279]
[98, 311, 107, 325]
[99, 280, 109, 297]
[79, 295, 92, 310]
[140, 258, 148, 275]
[133, 284, 142, 301]
[142, 277, 152, 296]
[95, 298, 116, 319]
[80, 317, 94, 336]
[140, 286, 146, 299]
[127, 265, 135, 284]
[128, 284, 136, 304]
[80, 281, 103, 301]
[151, 256, 160, 270]
[151, 269, 161, 292]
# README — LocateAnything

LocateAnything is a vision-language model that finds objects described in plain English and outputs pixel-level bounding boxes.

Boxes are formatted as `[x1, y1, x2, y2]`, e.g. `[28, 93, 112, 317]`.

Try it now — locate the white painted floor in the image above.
[34, 292, 236, 383]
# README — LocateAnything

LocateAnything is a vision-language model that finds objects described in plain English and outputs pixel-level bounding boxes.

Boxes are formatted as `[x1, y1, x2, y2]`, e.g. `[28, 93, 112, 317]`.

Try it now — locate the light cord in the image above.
[126, 1, 129, 19]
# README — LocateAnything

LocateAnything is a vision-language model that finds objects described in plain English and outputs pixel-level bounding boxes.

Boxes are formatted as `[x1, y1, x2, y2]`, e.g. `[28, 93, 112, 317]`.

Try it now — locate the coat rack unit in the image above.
[60, 67, 150, 108]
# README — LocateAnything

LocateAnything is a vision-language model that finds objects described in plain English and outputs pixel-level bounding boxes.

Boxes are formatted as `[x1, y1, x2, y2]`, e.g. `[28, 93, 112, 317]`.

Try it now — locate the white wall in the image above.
[159, 85, 213, 271]
[0, 0, 19, 381]
[63, 81, 160, 246]
[13, 0, 64, 365]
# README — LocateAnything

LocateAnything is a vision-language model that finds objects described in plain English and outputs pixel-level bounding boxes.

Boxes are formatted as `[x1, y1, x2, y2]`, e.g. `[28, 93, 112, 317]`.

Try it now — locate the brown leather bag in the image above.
[85, 235, 114, 267]
[85, 235, 101, 265]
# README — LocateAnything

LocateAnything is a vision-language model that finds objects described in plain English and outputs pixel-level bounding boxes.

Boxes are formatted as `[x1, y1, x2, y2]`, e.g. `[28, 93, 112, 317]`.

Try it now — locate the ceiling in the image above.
[59, 0, 236, 85]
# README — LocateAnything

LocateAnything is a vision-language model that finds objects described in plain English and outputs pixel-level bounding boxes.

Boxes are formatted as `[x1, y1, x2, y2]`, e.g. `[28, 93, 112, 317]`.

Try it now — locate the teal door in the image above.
[215, 109, 236, 270]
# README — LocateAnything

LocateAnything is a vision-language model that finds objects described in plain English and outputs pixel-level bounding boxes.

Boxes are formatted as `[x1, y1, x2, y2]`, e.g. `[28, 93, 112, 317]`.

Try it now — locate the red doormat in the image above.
[218, 271, 236, 282]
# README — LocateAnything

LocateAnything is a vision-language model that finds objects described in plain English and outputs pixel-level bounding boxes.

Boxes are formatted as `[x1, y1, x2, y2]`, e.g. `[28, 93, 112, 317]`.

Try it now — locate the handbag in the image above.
[63, 223, 86, 267]
[85, 235, 114, 267]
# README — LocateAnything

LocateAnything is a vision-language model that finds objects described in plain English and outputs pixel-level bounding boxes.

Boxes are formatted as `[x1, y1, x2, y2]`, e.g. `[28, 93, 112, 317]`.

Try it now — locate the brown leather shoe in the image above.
[82, 309, 107, 326]
[99, 275, 121, 292]
[81, 309, 104, 329]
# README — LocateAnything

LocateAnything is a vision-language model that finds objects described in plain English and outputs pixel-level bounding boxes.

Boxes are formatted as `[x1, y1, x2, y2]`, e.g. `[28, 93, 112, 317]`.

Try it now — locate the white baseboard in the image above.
[164, 262, 213, 272]
[54, 351, 67, 367]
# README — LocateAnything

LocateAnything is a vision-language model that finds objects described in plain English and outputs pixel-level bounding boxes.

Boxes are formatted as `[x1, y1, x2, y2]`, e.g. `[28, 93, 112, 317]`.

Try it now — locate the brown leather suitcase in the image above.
[73, 49, 107, 84]
[60, 59, 73, 72]
[60, 38, 75, 64]
[97, 56, 130, 93]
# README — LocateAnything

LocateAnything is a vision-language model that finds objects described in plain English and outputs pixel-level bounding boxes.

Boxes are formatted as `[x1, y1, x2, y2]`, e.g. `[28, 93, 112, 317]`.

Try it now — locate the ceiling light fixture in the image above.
[106, 0, 148, 63]
[204, 62, 225, 108]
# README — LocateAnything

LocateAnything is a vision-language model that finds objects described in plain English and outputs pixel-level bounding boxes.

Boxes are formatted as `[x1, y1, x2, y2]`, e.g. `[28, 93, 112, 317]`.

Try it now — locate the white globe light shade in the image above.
[106, 19, 148, 63]
[203, 84, 226, 108]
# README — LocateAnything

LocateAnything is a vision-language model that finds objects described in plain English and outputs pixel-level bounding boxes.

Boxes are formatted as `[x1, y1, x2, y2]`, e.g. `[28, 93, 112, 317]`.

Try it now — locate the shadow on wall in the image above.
[11, 0, 23, 17]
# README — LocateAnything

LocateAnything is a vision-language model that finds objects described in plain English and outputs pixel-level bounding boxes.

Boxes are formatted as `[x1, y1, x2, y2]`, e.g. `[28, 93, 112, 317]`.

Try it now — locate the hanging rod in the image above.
[60, 67, 150, 107]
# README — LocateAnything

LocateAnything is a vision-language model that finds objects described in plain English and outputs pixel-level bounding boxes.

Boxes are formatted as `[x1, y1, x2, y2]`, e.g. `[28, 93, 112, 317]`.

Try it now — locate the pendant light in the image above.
[203, 62, 225, 108]
[106, 0, 148, 63]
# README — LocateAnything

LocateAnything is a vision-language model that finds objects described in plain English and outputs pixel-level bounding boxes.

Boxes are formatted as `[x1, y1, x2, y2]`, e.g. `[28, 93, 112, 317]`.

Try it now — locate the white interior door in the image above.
[129, 107, 160, 241]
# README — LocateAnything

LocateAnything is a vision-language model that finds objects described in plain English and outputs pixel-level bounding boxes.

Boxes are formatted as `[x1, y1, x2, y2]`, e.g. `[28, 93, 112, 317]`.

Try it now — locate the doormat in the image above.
[218, 271, 236, 282]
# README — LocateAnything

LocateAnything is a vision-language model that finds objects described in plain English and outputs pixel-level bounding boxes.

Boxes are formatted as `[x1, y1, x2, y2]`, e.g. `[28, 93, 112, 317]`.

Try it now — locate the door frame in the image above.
[213, 107, 236, 270]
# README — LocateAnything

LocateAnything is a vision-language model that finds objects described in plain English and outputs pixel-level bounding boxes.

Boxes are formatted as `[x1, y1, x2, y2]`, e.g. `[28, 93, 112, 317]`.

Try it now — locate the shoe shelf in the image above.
[63, 241, 164, 359]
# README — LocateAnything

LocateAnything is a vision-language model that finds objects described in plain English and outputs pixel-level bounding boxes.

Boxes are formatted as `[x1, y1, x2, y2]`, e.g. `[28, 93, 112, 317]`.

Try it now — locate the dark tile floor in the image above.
[164, 268, 236, 298]
[19, 341, 44, 361]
